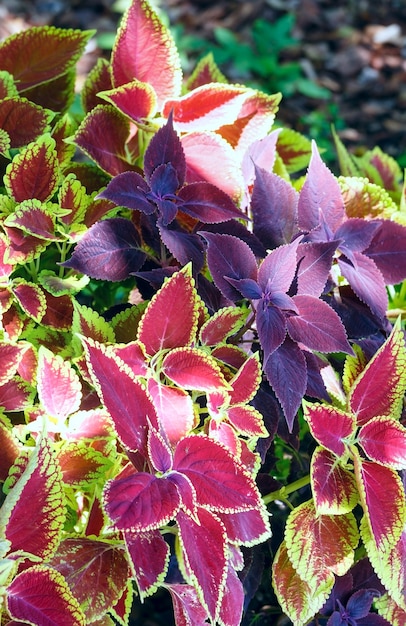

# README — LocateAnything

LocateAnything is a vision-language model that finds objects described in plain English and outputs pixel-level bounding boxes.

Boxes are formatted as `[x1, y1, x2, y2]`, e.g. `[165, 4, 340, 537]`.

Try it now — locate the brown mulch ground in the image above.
[1, 0, 406, 168]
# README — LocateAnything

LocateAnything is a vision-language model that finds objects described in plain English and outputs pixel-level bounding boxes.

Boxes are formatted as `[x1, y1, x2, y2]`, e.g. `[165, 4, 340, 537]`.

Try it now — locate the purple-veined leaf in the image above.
[0, 97, 53, 148]
[125, 529, 170, 598]
[178, 182, 246, 223]
[218, 564, 245, 626]
[338, 251, 388, 320]
[144, 112, 186, 184]
[177, 508, 228, 622]
[201, 232, 258, 302]
[173, 434, 262, 512]
[147, 423, 173, 473]
[6, 565, 86, 625]
[296, 241, 338, 297]
[272, 540, 334, 626]
[99, 79, 157, 124]
[229, 353, 261, 405]
[73, 105, 132, 176]
[364, 219, 406, 285]
[104, 468, 181, 532]
[48, 537, 130, 623]
[148, 378, 195, 445]
[257, 238, 301, 295]
[162, 347, 229, 391]
[37, 346, 82, 421]
[264, 337, 307, 431]
[1, 436, 65, 561]
[311, 446, 359, 515]
[358, 417, 406, 469]
[111, 0, 182, 108]
[199, 306, 247, 346]
[285, 500, 359, 590]
[298, 141, 345, 233]
[251, 166, 299, 249]
[305, 404, 355, 457]
[4, 134, 59, 203]
[137, 265, 199, 355]
[164, 582, 209, 626]
[349, 322, 406, 426]
[12, 280, 46, 322]
[63, 217, 146, 281]
[287, 295, 353, 354]
[82, 336, 158, 455]
[353, 452, 405, 553]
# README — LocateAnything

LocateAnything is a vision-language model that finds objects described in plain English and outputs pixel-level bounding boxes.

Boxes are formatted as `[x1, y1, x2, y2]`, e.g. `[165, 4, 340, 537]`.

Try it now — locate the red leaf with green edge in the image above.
[12, 281, 46, 322]
[57, 442, 113, 488]
[3, 225, 48, 265]
[285, 500, 359, 592]
[353, 452, 405, 553]
[58, 174, 89, 225]
[349, 321, 406, 426]
[99, 80, 157, 123]
[73, 105, 133, 176]
[162, 347, 229, 391]
[199, 306, 247, 347]
[218, 506, 271, 546]
[41, 292, 74, 330]
[226, 405, 268, 438]
[361, 518, 406, 612]
[0, 436, 65, 560]
[209, 419, 240, 458]
[0, 97, 53, 148]
[211, 344, 250, 371]
[0, 377, 35, 411]
[0, 25, 93, 91]
[177, 508, 228, 622]
[111, 0, 182, 108]
[147, 422, 173, 473]
[4, 199, 57, 240]
[37, 346, 81, 421]
[218, 565, 244, 626]
[4, 134, 59, 203]
[304, 403, 355, 457]
[82, 336, 158, 454]
[229, 353, 261, 405]
[125, 530, 170, 598]
[164, 583, 209, 626]
[104, 468, 181, 531]
[6, 565, 86, 625]
[137, 265, 198, 356]
[73, 301, 115, 344]
[0, 69, 18, 97]
[186, 53, 228, 90]
[276, 128, 312, 173]
[173, 434, 262, 512]
[342, 343, 368, 395]
[272, 540, 333, 626]
[148, 378, 195, 445]
[358, 416, 406, 469]
[311, 446, 359, 515]
[0, 342, 28, 386]
[82, 57, 112, 113]
[0, 419, 20, 482]
[48, 537, 130, 623]
[112, 341, 148, 377]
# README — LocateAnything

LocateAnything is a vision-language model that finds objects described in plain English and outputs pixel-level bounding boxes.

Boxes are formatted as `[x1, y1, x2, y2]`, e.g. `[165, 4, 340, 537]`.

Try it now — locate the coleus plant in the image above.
[0, 0, 405, 625]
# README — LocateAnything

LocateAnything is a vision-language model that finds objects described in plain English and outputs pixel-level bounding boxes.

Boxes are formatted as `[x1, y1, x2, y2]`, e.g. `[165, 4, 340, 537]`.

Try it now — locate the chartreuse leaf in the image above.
[162, 347, 230, 391]
[349, 320, 406, 427]
[339, 177, 398, 220]
[7, 564, 86, 625]
[111, 0, 182, 108]
[4, 134, 60, 203]
[0, 70, 18, 97]
[0, 128, 10, 156]
[137, 264, 199, 356]
[37, 346, 82, 423]
[72, 301, 115, 345]
[48, 537, 130, 622]
[0, 436, 65, 561]
[361, 517, 406, 612]
[353, 450, 405, 554]
[285, 500, 359, 592]
[38, 270, 90, 296]
[311, 447, 358, 515]
[124, 529, 170, 598]
[276, 127, 312, 173]
[272, 540, 333, 626]
[375, 592, 406, 624]
[0, 96, 53, 148]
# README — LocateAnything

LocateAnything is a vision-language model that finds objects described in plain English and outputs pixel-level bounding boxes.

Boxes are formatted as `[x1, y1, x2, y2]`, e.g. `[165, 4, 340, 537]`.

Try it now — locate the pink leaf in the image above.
[37, 346, 82, 421]
[218, 565, 244, 626]
[0, 342, 28, 386]
[358, 417, 406, 469]
[99, 80, 157, 123]
[162, 347, 229, 391]
[305, 403, 355, 457]
[229, 353, 261, 404]
[148, 378, 195, 445]
[164, 583, 208, 626]
[125, 530, 170, 597]
[311, 447, 358, 514]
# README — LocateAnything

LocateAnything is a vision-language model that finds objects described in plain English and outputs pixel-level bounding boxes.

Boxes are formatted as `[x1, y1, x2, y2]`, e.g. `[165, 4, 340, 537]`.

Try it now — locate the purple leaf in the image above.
[178, 181, 246, 223]
[338, 252, 388, 320]
[147, 424, 173, 473]
[264, 337, 307, 431]
[225, 277, 262, 300]
[287, 295, 353, 354]
[256, 300, 287, 364]
[296, 241, 339, 297]
[98, 171, 155, 214]
[257, 238, 301, 295]
[63, 217, 146, 281]
[346, 589, 377, 619]
[335, 218, 381, 257]
[149, 162, 179, 197]
[144, 112, 186, 185]
[251, 166, 299, 248]
[364, 219, 406, 284]
[158, 223, 205, 270]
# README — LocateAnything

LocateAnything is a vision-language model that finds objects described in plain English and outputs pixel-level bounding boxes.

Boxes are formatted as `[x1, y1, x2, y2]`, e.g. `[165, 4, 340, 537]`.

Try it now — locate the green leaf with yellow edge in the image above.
[333, 126, 360, 178]
[57, 440, 114, 488]
[360, 516, 406, 611]
[311, 446, 359, 515]
[0, 435, 65, 561]
[285, 500, 359, 592]
[339, 176, 398, 220]
[38, 270, 90, 296]
[276, 127, 312, 174]
[4, 134, 60, 203]
[342, 342, 368, 396]
[272, 539, 333, 626]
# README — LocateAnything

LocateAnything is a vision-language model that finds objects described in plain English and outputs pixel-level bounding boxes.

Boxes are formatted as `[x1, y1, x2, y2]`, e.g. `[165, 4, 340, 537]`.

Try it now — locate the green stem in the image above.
[262, 474, 310, 506]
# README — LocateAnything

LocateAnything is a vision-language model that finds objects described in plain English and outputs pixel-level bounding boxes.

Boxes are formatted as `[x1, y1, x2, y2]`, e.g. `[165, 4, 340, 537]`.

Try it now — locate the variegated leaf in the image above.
[148, 378, 195, 445]
[37, 346, 82, 422]
[98, 80, 157, 123]
[57, 441, 113, 488]
[229, 353, 262, 405]
[199, 306, 247, 347]
[358, 416, 406, 469]
[0, 96, 53, 148]
[12, 280, 46, 322]
[125, 529, 170, 598]
[162, 347, 229, 391]
[311, 446, 359, 515]
[4, 199, 58, 240]
[304, 403, 355, 457]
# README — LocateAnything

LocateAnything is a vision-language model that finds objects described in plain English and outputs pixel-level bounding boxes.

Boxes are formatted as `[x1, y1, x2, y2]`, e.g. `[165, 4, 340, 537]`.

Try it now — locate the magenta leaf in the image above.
[218, 565, 245, 626]
[305, 404, 355, 457]
[125, 530, 170, 597]
[218, 507, 271, 545]
[164, 583, 209, 626]
[358, 417, 406, 469]
[364, 219, 406, 284]
[99, 79, 157, 123]
[338, 252, 388, 320]
[63, 217, 146, 281]
[147, 378, 194, 445]
[147, 423, 173, 473]
[37, 346, 81, 421]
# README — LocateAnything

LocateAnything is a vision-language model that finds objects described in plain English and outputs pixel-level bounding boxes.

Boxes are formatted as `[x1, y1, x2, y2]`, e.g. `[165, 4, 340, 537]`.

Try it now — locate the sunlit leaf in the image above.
[311, 447, 358, 515]
[37, 346, 82, 421]
[304, 403, 355, 457]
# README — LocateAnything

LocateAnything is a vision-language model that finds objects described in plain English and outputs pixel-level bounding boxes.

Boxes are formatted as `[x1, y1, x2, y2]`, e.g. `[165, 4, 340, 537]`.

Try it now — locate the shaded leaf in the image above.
[0, 97, 53, 148]
[125, 530, 170, 598]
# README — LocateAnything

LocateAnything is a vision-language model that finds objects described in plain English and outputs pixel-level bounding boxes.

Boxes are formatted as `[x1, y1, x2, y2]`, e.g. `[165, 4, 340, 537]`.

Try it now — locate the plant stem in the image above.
[262, 474, 310, 506]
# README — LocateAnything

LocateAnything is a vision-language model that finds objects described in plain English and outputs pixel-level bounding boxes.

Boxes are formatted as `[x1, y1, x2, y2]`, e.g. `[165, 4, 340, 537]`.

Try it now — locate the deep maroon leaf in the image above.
[338, 252, 388, 320]
[98, 171, 154, 214]
[63, 217, 145, 281]
[178, 182, 246, 223]
[144, 113, 186, 184]
[125, 530, 170, 597]
[364, 219, 406, 284]
[0, 97, 52, 148]
[81, 57, 112, 113]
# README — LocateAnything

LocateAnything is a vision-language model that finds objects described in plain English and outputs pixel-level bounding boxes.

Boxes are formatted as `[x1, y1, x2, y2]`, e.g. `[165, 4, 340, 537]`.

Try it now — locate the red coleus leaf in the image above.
[177, 508, 228, 622]
[48, 537, 130, 623]
[82, 57, 112, 113]
[12, 280, 46, 322]
[82, 337, 158, 455]
[226, 405, 268, 438]
[137, 265, 199, 355]
[353, 452, 405, 553]
[199, 306, 247, 346]
[37, 346, 82, 421]
[57, 442, 112, 488]
[358, 416, 406, 469]
[3, 225, 48, 265]
[0, 377, 34, 412]
[162, 347, 229, 391]
[218, 507, 271, 546]
[4, 200, 57, 241]
[229, 353, 262, 405]
[164, 583, 209, 626]
[311, 447, 359, 515]
[99, 79, 157, 123]
[218, 565, 245, 626]
[349, 322, 406, 426]
[1, 436, 65, 561]
[304, 403, 356, 457]
[41, 292, 74, 330]
[148, 378, 195, 446]
[111, 0, 182, 108]
[4, 135, 60, 203]
[0, 97, 53, 148]
[0, 420, 20, 482]
[147, 423, 173, 473]
[6, 565, 86, 625]
[125, 529, 170, 597]
[0, 342, 28, 386]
